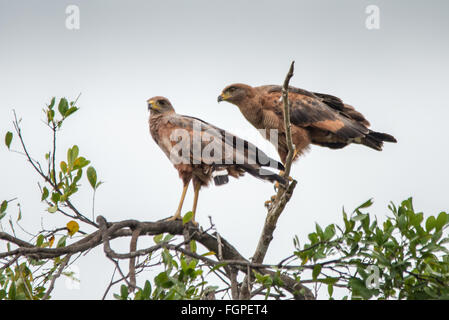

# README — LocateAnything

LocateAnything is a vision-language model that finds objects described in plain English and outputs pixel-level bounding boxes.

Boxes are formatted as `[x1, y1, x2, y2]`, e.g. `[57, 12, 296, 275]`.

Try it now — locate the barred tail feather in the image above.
[362, 130, 397, 151]
[241, 165, 287, 186]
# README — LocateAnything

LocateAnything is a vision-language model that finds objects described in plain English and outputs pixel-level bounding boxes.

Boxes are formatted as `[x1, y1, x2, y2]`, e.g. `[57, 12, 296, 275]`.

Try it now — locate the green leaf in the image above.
[73, 169, 83, 184]
[71, 145, 79, 163]
[41, 187, 49, 201]
[352, 213, 369, 222]
[64, 106, 78, 118]
[51, 192, 60, 204]
[435, 212, 448, 231]
[190, 240, 197, 253]
[57, 235, 67, 248]
[328, 283, 334, 297]
[410, 212, 423, 228]
[8, 281, 16, 300]
[48, 97, 56, 109]
[354, 198, 373, 212]
[5, 131, 13, 149]
[60, 161, 68, 174]
[324, 224, 335, 240]
[58, 98, 69, 117]
[36, 234, 44, 247]
[120, 284, 128, 299]
[349, 278, 373, 300]
[153, 233, 163, 244]
[154, 271, 174, 288]
[312, 265, 322, 280]
[398, 214, 408, 231]
[73, 157, 90, 170]
[426, 216, 436, 232]
[86, 166, 97, 189]
[142, 280, 152, 299]
[47, 109, 55, 123]
[182, 211, 194, 225]
[0, 200, 7, 213]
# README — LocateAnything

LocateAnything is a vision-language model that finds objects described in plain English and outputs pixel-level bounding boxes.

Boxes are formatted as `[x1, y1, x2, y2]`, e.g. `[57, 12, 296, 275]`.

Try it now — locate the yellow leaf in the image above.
[49, 235, 55, 247]
[66, 220, 79, 236]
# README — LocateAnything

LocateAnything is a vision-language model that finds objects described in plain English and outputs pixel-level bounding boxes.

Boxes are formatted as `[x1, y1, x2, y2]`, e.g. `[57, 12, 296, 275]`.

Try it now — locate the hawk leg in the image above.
[191, 181, 201, 226]
[274, 148, 298, 191]
[264, 195, 277, 209]
[274, 170, 294, 191]
[168, 183, 189, 222]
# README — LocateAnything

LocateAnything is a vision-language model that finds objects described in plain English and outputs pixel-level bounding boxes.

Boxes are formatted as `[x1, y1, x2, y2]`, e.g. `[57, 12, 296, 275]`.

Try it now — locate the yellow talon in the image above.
[264, 195, 277, 208]
[274, 176, 293, 191]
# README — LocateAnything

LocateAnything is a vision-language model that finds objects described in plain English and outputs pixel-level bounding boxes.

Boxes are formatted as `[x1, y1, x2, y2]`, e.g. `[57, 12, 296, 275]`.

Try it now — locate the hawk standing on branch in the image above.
[218, 84, 397, 164]
[148, 96, 286, 225]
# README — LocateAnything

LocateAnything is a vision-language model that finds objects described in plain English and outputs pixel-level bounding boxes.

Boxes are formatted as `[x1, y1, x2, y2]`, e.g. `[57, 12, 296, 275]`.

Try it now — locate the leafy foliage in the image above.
[286, 198, 449, 299]
[114, 234, 217, 300]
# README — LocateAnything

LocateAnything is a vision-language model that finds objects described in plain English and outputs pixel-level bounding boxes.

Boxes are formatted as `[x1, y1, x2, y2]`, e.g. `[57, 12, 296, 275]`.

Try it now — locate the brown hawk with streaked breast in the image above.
[148, 96, 286, 225]
[218, 84, 397, 164]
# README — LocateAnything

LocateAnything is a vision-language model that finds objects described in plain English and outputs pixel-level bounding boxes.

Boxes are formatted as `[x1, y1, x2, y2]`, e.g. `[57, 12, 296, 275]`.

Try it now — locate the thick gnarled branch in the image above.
[1, 214, 312, 299]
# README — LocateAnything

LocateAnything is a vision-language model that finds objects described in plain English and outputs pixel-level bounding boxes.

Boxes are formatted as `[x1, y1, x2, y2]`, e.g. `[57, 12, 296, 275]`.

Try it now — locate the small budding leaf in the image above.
[47, 206, 58, 213]
[48, 97, 56, 109]
[5, 131, 13, 149]
[87, 166, 97, 189]
[0, 200, 7, 220]
[190, 240, 197, 253]
[182, 211, 194, 225]
[66, 220, 80, 236]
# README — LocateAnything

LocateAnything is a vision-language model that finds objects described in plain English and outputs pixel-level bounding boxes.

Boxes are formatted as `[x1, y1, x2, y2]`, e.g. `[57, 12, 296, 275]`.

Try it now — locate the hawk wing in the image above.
[256, 85, 396, 150]
[259, 85, 370, 127]
[152, 112, 286, 186]
[258, 85, 370, 139]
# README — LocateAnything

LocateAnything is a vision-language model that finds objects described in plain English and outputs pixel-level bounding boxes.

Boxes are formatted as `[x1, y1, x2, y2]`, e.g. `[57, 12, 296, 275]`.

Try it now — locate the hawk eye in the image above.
[228, 87, 236, 92]
[158, 100, 165, 105]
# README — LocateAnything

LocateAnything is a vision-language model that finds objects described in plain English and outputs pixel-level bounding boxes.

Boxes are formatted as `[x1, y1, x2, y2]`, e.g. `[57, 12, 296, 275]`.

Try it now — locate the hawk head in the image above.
[147, 96, 175, 114]
[217, 83, 254, 105]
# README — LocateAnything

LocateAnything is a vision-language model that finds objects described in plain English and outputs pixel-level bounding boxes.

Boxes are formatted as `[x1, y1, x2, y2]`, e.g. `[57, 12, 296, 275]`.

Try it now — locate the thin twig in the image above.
[42, 254, 72, 300]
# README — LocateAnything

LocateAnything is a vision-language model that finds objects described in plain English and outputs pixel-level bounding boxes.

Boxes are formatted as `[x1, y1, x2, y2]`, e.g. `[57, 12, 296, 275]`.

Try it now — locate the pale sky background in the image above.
[0, 0, 448, 299]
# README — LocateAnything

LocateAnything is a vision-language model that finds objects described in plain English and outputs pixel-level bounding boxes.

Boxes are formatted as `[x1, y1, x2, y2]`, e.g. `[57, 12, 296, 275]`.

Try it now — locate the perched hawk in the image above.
[148, 96, 286, 225]
[218, 84, 397, 164]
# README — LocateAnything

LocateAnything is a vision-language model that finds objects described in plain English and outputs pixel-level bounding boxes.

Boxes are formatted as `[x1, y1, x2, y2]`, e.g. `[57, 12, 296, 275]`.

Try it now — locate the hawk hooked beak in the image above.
[217, 92, 230, 103]
[147, 100, 159, 111]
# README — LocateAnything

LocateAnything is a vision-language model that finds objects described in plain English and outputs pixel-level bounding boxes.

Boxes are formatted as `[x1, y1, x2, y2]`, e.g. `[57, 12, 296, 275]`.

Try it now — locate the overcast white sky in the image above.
[0, 0, 448, 299]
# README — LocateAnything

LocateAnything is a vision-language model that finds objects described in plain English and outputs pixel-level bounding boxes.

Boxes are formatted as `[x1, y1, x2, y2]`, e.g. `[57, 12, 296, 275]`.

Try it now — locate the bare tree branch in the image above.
[239, 61, 300, 299]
